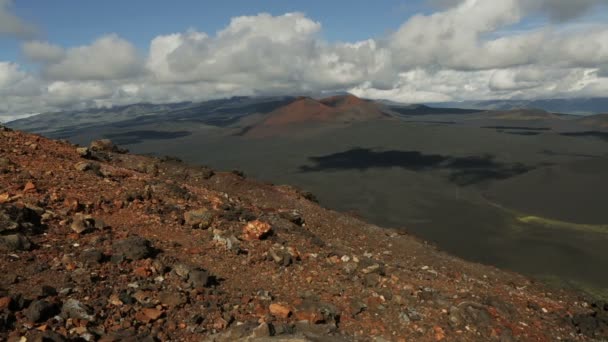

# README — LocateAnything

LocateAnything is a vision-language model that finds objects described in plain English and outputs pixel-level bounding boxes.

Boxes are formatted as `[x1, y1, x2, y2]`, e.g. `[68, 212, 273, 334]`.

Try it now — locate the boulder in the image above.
[61, 299, 95, 321]
[184, 208, 215, 229]
[242, 220, 272, 240]
[25, 300, 59, 323]
[89, 139, 118, 152]
[0, 233, 31, 251]
[112, 236, 154, 261]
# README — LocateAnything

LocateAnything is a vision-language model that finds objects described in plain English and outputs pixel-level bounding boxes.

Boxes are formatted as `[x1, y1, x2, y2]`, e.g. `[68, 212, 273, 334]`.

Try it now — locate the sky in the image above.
[1, 0, 608, 121]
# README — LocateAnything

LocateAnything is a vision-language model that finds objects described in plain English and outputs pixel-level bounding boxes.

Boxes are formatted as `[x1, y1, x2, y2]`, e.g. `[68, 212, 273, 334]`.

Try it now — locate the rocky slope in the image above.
[0, 124, 606, 341]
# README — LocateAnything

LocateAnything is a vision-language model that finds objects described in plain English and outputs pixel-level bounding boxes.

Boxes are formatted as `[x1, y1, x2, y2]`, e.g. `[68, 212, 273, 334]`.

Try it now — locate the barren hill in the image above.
[0, 124, 606, 341]
[578, 113, 608, 128]
[243, 95, 392, 137]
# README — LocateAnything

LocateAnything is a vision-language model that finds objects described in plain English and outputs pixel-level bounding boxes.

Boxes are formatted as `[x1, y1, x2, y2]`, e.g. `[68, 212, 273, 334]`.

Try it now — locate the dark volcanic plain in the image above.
[9, 95, 608, 301]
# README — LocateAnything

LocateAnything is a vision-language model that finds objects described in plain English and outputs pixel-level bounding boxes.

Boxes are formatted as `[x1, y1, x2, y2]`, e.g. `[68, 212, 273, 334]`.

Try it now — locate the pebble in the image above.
[61, 299, 95, 322]
[269, 303, 291, 318]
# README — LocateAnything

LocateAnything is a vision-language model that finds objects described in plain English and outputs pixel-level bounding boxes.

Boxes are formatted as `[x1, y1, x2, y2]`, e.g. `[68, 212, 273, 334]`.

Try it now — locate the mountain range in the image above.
[430, 97, 608, 115]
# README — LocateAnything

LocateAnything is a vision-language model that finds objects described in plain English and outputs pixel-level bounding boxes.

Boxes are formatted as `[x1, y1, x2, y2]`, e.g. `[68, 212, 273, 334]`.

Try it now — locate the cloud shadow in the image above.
[103, 130, 192, 145]
[299, 148, 532, 185]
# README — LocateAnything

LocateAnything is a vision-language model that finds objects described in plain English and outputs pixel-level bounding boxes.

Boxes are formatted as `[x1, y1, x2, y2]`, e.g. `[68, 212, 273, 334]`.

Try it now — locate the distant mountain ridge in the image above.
[8, 96, 296, 138]
[8, 94, 608, 140]
[429, 97, 608, 115]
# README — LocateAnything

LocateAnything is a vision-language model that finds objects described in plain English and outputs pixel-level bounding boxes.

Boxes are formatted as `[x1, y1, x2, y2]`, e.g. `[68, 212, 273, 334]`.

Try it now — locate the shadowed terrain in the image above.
[104, 130, 192, 145]
[560, 131, 608, 141]
[299, 148, 532, 185]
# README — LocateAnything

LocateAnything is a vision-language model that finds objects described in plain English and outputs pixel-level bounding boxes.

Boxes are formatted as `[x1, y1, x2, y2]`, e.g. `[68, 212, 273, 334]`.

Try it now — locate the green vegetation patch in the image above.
[517, 215, 608, 234]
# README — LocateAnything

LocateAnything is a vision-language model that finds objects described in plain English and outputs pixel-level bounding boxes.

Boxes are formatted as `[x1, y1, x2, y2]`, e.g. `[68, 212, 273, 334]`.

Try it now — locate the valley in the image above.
[10, 95, 608, 299]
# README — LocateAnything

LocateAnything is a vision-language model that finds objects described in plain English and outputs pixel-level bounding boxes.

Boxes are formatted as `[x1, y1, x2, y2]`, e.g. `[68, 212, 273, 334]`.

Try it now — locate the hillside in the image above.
[8, 97, 296, 139]
[474, 109, 562, 121]
[0, 124, 607, 341]
[242, 95, 392, 137]
[578, 114, 608, 129]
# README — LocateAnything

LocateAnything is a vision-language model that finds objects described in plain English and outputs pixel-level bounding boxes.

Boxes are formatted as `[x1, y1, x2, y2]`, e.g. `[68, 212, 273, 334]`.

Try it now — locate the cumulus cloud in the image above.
[145, 13, 394, 97]
[29, 35, 144, 81]
[0, 0, 36, 38]
[2, 1, 608, 120]
[433, 0, 608, 21]
[526, 0, 608, 22]
[22, 41, 65, 63]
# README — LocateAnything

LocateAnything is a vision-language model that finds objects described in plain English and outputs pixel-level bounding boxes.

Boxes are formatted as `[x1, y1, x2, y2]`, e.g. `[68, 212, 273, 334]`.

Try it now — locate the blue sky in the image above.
[1, 0, 608, 119]
[2, 0, 437, 61]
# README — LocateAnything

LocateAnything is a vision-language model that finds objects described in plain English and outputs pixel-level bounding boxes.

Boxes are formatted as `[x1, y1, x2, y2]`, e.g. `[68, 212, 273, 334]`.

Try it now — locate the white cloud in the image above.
[0, 0, 36, 38]
[525, 0, 608, 22]
[2, 3, 608, 119]
[22, 41, 65, 63]
[32, 34, 144, 81]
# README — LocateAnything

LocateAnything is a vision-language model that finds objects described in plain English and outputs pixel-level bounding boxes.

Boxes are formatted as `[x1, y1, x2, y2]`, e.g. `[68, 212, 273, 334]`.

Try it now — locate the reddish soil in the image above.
[0, 125, 606, 341]
[245, 95, 391, 138]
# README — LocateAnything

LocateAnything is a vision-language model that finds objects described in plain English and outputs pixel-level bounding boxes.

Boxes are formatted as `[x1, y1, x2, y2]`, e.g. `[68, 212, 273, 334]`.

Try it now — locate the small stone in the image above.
[212, 231, 241, 253]
[135, 162, 159, 175]
[0, 233, 31, 251]
[173, 263, 192, 279]
[343, 262, 358, 275]
[140, 308, 163, 321]
[188, 269, 210, 289]
[37, 285, 58, 298]
[159, 291, 187, 307]
[399, 311, 411, 324]
[279, 210, 304, 226]
[70, 214, 95, 234]
[61, 299, 95, 322]
[0, 297, 11, 310]
[242, 220, 272, 241]
[350, 300, 367, 317]
[25, 300, 58, 323]
[0, 193, 10, 203]
[76, 147, 90, 158]
[364, 273, 381, 288]
[112, 236, 154, 261]
[133, 266, 152, 277]
[269, 303, 291, 318]
[108, 294, 123, 306]
[527, 301, 541, 311]
[74, 162, 92, 172]
[433, 326, 446, 341]
[81, 249, 104, 265]
[183, 209, 215, 229]
[294, 309, 321, 324]
[23, 181, 36, 193]
[251, 322, 271, 337]
[133, 290, 154, 305]
[406, 307, 422, 321]
[90, 139, 117, 152]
